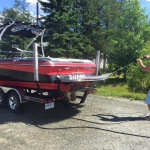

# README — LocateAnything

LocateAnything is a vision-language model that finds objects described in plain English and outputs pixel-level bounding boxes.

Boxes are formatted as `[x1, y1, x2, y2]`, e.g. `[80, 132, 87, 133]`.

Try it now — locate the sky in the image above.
[0, 0, 48, 15]
[0, 0, 150, 16]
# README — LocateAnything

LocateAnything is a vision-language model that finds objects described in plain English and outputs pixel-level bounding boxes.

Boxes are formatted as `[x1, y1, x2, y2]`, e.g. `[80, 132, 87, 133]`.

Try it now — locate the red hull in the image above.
[0, 80, 92, 92]
[0, 57, 96, 92]
[0, 59, 96, 75]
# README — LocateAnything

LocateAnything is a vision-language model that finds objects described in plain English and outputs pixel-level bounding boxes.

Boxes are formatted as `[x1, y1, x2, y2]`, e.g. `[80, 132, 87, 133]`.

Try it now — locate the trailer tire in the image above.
[7, 91, 21, 113]
[0, 89, 6, 107]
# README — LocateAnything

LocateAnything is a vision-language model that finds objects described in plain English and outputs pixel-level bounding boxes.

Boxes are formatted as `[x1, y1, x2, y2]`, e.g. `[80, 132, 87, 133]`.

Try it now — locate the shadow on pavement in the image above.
[34, 113, 150, 139]
[0, 101, 82, 125]
[1, 101, 150, 139]
[94, 114, 147, 122]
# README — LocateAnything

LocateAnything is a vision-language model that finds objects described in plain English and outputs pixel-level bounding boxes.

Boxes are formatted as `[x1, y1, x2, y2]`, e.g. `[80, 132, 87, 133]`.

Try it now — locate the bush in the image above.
[126, 62, 150, 93]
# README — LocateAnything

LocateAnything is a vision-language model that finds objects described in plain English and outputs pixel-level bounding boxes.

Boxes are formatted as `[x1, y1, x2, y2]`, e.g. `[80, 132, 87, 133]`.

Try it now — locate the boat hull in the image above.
[0, 80, 92, 92]
[0, 57, 96, 92]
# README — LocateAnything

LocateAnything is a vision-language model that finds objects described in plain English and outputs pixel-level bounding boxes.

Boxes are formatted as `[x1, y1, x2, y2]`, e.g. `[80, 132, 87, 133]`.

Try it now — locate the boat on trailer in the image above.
[0, 21, 111, 113]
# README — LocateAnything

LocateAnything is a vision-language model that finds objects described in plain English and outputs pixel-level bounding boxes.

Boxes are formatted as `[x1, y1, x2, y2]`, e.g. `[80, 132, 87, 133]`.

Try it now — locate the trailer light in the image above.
[41, 100, 46, 103]
[87, 90, 92, 94]
[87, 89, 97, 94]
[57, 96, 64, 100]
[57, 97, 61, 100]
[47, 100, 53, 103]
[93, 89, 97, 93]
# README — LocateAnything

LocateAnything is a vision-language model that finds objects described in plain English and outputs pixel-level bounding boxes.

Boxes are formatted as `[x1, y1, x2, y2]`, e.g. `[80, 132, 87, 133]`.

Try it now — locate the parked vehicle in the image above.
[0, 21, 111, 113]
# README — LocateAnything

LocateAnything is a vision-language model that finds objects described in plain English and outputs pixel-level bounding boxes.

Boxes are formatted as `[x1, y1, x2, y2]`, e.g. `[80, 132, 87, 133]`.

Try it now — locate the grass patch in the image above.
[95, 77, 146, 101]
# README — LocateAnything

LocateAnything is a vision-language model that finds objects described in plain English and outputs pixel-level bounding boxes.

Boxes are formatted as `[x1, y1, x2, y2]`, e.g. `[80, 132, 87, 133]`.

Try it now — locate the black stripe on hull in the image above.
[0, 68, 49, 83]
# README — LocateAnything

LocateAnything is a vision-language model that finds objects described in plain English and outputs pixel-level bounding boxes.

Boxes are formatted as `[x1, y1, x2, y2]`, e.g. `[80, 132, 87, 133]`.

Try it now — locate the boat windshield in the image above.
[0, 51, 43, 58]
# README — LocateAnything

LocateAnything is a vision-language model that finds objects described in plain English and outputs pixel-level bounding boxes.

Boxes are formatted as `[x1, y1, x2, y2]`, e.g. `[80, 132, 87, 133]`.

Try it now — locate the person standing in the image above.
[137, 56, 150, 120]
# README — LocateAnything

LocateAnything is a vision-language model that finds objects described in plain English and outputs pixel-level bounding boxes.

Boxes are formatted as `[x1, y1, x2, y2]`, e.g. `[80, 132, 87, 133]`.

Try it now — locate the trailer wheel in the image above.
[7, 91, 21, 113]
[0, 89, 6, 107]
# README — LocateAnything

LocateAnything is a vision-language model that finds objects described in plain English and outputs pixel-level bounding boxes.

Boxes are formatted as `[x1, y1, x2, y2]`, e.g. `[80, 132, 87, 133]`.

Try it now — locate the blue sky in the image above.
[141, 0, 150, 16]
[0, 0, 150, 16]
[0, 0, 44, 15]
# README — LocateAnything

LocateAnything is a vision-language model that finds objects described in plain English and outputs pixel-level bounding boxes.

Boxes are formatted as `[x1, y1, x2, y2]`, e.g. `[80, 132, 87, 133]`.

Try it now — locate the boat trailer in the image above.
[0, 43, 99, 113]
[0, 85, 97, 113]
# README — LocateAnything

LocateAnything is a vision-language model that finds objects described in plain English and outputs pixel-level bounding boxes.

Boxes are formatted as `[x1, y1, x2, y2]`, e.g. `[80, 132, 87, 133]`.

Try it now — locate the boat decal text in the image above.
[69, 74, 85, 80]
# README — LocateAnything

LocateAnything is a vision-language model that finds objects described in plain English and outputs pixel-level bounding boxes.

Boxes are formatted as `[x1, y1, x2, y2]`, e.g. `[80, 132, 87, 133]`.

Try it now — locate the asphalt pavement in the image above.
[0, 94, 150, 150]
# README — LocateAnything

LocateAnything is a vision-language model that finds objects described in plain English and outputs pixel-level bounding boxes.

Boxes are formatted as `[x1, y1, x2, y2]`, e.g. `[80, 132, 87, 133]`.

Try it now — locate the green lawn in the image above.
[95, 77, 146, 101]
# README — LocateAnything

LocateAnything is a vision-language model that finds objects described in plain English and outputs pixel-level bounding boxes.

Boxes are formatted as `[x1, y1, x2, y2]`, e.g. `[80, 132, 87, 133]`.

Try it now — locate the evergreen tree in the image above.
[39, 0, 83, 58]
[39, 0, 126, 59]
[89, 0, 126, 71]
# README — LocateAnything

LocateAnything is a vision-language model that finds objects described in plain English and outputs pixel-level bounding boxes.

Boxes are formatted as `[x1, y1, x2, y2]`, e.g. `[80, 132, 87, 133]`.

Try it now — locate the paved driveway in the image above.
[0, 94, 150, 150]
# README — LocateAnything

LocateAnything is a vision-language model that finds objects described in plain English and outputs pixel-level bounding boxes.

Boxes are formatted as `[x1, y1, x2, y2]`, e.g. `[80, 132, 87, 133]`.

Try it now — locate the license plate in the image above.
[45, 102, 54, 110]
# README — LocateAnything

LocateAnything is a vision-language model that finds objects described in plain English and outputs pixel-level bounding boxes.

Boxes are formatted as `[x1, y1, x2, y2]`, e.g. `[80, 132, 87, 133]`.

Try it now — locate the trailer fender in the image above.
[0, 86, 24, 104]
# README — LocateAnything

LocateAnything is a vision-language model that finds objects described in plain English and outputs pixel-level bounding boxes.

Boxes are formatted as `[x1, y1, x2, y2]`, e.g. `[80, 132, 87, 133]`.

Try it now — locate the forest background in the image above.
[0, 0, 150, 100]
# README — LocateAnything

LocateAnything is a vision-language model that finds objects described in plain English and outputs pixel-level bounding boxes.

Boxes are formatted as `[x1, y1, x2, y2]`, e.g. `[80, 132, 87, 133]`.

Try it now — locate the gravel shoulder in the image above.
[0, 94, 150, 150]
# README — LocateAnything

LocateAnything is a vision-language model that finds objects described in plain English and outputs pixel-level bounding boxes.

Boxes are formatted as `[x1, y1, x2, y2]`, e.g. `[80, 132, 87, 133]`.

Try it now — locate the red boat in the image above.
[0, 21, 111, 112]
[0, 57, 96, 91]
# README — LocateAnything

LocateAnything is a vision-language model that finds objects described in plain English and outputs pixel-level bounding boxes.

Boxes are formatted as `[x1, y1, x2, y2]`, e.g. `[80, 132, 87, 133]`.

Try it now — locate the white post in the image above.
[33, 43, 39, 81]
[95, 51, 100, 76]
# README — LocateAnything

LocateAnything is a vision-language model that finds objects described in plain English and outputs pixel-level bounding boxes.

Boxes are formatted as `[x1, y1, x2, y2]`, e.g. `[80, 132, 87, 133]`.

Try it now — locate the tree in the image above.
[112, 0, 150, 78]
[89, 0, 126, 71]
[127, 41, 150, 92]
[39, 0, 84, 58]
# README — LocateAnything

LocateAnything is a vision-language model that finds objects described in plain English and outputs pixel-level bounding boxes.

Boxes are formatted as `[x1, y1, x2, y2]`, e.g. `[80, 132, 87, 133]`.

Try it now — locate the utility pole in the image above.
[36, 1, 39, 25]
